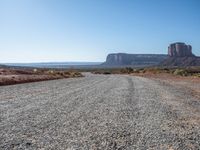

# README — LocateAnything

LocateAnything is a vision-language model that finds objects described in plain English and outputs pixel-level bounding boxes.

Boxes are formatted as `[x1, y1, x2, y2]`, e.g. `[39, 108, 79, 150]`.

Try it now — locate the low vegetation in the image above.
[133, 67, 200, 77]
[90, 66, 200, 77]
[0, 68, 83, 86]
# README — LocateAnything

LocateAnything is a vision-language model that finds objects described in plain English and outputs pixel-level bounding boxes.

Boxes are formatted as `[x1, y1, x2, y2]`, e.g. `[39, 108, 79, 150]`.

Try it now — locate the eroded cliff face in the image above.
[161, 42, 200, 66]
[103, 42, 199, 67]
[168, 42, 194, 57]
[103, 53, 167, 66]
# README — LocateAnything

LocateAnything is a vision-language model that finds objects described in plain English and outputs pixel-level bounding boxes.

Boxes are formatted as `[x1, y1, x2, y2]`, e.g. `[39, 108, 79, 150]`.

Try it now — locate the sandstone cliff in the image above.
[160, 42, 200, 66]
[168, 42, 194, 57]
[102, 53, 167, 66]
[102, 42, 199, 67]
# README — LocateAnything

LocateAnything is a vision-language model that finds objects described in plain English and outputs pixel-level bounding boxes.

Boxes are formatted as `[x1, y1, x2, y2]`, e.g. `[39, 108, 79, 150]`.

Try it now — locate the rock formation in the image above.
[168, 42, 194, 57]
[102, 53, 167, 66]
[160, 42, 200, 66]
[102, 42, 199, 67]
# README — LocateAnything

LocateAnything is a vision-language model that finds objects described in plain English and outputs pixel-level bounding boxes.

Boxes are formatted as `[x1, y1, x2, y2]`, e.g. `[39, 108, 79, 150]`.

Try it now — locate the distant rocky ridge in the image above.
[0, 64, 7, 68]
[102, 53, 167, 66]
[160, 42, 200, 67]
[103, 42, 200, 67]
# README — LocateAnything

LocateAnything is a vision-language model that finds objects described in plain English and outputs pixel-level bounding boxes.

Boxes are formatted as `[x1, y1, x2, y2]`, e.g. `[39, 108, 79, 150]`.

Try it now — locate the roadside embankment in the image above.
[0, 68, 83, 86]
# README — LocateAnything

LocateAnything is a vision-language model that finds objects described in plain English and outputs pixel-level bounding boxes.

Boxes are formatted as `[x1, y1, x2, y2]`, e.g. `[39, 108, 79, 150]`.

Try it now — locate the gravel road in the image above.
[0, 73, 200, 150]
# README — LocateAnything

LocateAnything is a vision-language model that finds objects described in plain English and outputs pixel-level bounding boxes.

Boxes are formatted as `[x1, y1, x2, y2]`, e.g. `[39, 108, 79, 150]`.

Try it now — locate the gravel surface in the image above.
[0, 73, 200, 150]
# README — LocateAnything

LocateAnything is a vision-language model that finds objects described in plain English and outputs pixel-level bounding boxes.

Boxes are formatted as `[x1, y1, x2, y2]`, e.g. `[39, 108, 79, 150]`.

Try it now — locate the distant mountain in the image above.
[4, 62, 102, 68]
[160, 42, 200, 67]
[102, 53, 167, 66]
[103, 43, 200, 67]
[0, 64, 7, 68]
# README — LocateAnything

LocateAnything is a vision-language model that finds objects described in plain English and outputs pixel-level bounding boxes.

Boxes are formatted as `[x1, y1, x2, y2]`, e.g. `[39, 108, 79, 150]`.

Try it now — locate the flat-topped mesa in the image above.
[102, 53, 167, 66]
[168, 42, 194, 57]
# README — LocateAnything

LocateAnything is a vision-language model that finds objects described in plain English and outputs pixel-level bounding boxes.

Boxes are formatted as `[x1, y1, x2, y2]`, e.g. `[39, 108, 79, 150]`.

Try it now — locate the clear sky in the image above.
[0, 0, 200, 63]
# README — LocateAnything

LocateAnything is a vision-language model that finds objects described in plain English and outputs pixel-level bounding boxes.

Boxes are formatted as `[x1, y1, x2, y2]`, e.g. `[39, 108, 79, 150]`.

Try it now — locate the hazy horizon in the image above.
[1, 0, 200, 63]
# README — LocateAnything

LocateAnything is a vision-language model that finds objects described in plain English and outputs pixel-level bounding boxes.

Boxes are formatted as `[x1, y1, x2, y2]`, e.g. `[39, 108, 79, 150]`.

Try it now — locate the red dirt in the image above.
[0, 75, 62, 86]
[0, 68, 82, 86]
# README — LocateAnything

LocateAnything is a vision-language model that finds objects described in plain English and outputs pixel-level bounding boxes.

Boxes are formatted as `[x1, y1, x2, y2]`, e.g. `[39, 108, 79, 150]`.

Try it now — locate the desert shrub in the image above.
[59, 72, 65, 76]
[163, 68, 170, 72]
[33, 69, 38, 73]
[103, 72, 111, 75]
[46, 70, 55, 75]
[193, 73, 200, 78]
[120, 69, 126, 74]
[144, 68, 157, 74]
[93, 71, 101, 74]
[70, 72, 83, 77]
[139, 69, 146, 73]
[143, 67, 171, 74]
[160, 68, 170, 73]
[169, 69, 175, 74]
[132, 69, 140, 73]
[173, 69, 188, 76]
[120, 67, 133, 74]
[64, 71, 71, 75]
[186, 68, 200, 74]
[74, 72, 82, 76]
[126, 67, 133, 73]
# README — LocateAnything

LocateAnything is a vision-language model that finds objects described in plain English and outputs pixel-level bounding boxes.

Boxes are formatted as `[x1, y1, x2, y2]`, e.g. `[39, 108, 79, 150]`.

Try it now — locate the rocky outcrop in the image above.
[102, 53, 167, 66]
[103, 42, 199, 67]
[160, 42, 200, 66]
[168, 42, 194, 57]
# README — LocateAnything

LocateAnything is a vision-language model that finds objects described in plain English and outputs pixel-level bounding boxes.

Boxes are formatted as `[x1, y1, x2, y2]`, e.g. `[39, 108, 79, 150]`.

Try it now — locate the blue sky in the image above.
[0, 0, 200, 63]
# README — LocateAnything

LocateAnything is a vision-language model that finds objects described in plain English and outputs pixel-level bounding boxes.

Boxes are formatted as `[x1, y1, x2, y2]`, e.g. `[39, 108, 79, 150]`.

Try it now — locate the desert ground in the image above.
[0, 68, 83, 86]
[132, 71, 200, 100]
[0, 73, 200, 149]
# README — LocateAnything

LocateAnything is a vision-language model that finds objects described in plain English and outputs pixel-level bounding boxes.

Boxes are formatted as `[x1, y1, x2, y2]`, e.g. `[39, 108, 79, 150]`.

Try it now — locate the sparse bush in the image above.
[33, 69, 38, 73]
[64, 71, 71, 75]
[173, 69, 188, 76]
[93, 71, 101, 74]
[139, 69, 146, 73]
[46, 70, 55, 75]
[74, 72, 82, 76]
[163, 68, 170, 72]
[126, 67, 133, 73]
[143, 67, 171, 74]
[69, 72, 83, 77]
[193, 73, 200, 78]
[133, 69, 140, 73]
[120, 67, 133, 74]
[103, 72, 111, 75]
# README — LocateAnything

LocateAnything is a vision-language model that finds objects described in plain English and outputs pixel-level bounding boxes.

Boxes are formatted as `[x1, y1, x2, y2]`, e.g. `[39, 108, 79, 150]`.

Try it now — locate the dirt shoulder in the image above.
[132, 72, 200, 99]
[0, 68, 83, 86]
